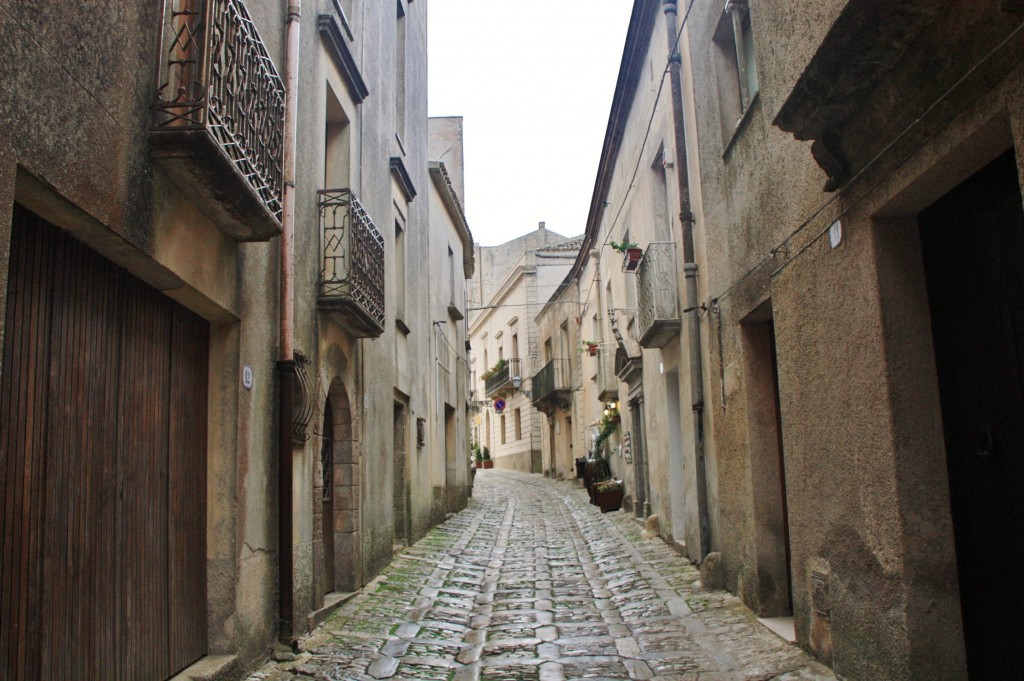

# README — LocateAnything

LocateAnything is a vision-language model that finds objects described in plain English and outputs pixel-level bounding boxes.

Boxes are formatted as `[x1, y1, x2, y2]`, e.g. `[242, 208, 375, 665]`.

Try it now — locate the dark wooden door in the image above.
[322, 398, 335, 594]
[919, 150, 1024, 678]
[1, 204, 209, 680]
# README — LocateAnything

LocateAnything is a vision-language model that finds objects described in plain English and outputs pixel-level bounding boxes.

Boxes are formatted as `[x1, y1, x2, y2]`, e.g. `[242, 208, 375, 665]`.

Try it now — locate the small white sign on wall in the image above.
[242, 365, 254, 390]
[829, 220, 843, 249]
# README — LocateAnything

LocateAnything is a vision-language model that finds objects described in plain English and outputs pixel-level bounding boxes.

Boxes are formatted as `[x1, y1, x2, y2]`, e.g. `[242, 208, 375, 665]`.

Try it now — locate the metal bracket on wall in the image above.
[293, 350, 314, 444]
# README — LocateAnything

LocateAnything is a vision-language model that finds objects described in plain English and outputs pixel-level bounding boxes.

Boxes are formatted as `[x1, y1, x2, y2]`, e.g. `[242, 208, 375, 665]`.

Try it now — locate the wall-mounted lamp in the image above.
[511, 375, 522, 390]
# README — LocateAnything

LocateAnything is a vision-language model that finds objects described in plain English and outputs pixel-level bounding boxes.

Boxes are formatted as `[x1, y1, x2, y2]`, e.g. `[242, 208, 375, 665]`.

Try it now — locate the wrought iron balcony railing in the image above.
[636, 243, 682, 348]
[484, 358, 521, 398]
[597, 350, 618, 402]
[318, 189, 385, 338]
[151, 0, 285, 241]
[532, 359, 571, 409]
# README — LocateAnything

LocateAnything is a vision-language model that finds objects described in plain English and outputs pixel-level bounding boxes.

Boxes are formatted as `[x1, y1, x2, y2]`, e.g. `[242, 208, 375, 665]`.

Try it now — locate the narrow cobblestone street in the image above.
[251, 471, 835, 681]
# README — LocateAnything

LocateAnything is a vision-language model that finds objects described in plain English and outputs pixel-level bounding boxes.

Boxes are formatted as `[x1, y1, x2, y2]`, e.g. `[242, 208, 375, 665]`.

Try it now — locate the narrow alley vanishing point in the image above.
[251, 471, 833, 681]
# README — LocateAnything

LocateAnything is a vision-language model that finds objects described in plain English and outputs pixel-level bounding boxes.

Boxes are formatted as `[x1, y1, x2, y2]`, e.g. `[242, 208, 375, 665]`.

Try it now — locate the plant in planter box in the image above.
[592, 479, 623, 494]
[592, 478, 624, 512]
[472, 442, 483, 468]
[582, 340, 600, 357]
[480, 358, 507, 383]
[481, 446, 493, 469]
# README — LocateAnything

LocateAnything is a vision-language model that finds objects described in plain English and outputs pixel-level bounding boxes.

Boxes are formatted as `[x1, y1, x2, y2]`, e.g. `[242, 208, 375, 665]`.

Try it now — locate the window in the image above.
[395, 220, 407, 325]
[324, 86, 351, 187]
[651, 144, 672, 242]
[511, 333, 519, 360]
[500, 414, 507, 444]
[514, 408, 522, 441]
[713, 0, 760, 145]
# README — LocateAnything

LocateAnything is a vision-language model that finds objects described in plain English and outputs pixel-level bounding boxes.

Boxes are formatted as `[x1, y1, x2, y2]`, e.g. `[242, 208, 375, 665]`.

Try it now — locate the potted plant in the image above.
[584, 456, 612, 501]
[591, 478, 624, 512]
[610, 240, 642, 272]
[481, 446, 493, 469]
[472, 443, 483, 468]
[582, 340, 600, 357]
[480, 358, 507, 384]
[593, 405, 620, 453]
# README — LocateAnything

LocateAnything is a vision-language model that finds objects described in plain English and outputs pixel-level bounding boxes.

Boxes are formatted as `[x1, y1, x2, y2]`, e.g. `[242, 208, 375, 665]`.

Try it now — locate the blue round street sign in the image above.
[493, 398, 506, 413]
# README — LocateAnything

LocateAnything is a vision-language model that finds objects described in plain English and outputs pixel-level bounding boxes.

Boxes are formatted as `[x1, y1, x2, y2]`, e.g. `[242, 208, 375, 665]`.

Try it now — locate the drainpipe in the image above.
[592, 247, 605, 460]
[281, 2, 300, 359]
[663, 0, 711, 559]
[277, 0, 301, 644]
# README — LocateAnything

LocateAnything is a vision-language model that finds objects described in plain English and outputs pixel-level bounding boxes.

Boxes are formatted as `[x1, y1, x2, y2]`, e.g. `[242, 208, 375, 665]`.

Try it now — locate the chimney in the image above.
[538, 221, 546, 230]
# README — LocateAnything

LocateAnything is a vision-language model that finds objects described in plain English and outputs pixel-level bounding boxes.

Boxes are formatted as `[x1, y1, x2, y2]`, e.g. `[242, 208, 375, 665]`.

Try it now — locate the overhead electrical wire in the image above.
[705, 18, 1024, 310]
[577, 0, 696, 317]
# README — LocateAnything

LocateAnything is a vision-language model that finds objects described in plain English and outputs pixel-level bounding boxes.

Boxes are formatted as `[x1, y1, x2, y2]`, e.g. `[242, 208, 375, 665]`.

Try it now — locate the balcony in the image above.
[532, 359, 571, 413]
[484, 358, 521, 398]
[318, 189, 385, 337]
[151, 0, 285, 241]
[636, 243, 681, 348]
[596, 350, 618, 402]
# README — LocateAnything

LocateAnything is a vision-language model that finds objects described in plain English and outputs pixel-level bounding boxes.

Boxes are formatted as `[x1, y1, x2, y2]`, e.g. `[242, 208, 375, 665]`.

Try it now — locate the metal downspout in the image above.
[282, 2, 300, 360]
[664, 0, 711, 558]
[278, 0, 301, 644]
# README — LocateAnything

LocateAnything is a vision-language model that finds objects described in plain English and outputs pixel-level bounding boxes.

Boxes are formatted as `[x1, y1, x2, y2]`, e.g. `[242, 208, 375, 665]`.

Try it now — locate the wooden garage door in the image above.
[1, 204, 209, 680]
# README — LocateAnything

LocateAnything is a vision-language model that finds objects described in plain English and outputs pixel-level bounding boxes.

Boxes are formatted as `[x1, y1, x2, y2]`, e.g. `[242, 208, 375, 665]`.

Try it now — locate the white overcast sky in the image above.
[428, 1, 634, 246]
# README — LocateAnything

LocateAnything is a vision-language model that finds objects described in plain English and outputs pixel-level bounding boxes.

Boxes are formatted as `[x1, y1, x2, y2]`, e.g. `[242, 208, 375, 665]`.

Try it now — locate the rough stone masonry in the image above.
[248, 471, 834, 681]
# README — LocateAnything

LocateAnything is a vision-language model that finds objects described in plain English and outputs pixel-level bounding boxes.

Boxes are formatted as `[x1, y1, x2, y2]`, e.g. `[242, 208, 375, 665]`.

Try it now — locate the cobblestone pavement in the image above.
[249, 471, 835, 681]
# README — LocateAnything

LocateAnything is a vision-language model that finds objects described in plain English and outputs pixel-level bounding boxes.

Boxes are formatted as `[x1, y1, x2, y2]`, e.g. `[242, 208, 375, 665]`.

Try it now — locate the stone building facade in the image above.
[682, 0, 1024, 677]
[0, 1, 472, 679]
[553, 0, 1024, 678]
[548, 0, 705, 553]
[468, 226, 579, 473]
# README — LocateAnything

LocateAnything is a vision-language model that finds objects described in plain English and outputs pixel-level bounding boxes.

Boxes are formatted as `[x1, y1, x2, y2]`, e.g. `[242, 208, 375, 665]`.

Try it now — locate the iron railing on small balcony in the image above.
[532, 358, 571, 406]
[152, 0, 285, 239]
[485, 358, 521, 397]
[636, 242, 682, 348]
[318, 189, 385, 337]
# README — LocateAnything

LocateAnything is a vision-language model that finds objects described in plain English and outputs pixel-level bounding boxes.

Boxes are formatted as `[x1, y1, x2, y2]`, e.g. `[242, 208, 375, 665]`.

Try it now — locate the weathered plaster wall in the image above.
[682, 0, 1023, 676]
[0, 1, 286, 675]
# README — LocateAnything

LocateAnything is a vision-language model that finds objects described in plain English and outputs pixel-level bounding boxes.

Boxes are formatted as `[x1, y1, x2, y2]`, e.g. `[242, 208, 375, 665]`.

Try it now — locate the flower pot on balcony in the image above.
[586, 344, 598, 356]
[622, 248, 643, 272]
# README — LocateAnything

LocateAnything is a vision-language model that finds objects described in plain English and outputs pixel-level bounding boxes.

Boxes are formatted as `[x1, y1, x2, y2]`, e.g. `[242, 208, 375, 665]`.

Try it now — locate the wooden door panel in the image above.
[920, 150, 1024, 677]
[1, 205, 208, 680]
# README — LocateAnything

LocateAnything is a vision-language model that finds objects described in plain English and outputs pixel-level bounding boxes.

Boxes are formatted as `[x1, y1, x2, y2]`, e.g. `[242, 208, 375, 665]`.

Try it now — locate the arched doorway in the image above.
[319, 378, 360, 595]
[320, 398, 335, 594]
